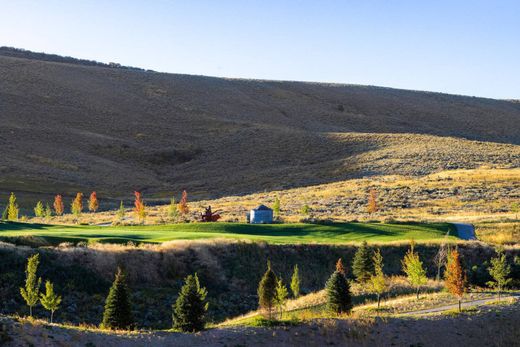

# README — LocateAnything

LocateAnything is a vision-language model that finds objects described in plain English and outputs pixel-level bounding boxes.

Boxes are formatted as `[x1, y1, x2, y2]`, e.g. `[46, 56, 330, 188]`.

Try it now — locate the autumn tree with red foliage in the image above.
[134, 191, 146, 224]
[88, 191, 99, 213]
[53, 195, 64, 216]
[445, 249, 467, 311]
[178, 190, 189, 215]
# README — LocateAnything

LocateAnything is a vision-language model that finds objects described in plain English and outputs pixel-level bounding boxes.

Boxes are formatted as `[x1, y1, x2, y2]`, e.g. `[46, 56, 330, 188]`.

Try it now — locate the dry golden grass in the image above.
[30, 167, 520, 246]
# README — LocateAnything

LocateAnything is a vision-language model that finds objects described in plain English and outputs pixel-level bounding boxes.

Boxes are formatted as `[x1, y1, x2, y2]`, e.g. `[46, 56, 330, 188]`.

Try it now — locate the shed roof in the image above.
[253, 204, 272, 211]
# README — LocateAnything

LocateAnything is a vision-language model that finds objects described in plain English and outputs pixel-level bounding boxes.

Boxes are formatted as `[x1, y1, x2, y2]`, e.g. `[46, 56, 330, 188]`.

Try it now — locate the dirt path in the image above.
[400, 294, 518, 315]
[452, 223, 477, 240]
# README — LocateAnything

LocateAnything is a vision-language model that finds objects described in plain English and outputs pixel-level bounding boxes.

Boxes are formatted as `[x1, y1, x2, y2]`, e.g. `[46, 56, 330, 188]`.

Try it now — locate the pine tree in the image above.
[274, 278, 288, 319]
[168, 197, 179, 221]
[71, 192, 83, 218]
[34, 201, 45, 218]
[444, 249, 466, 311]
[290, 264, 300, 298]
[7, 192, 19, 221]
[40, 280, 62, 323]
[272, 196, 280, 218]
[257, 261, 277, 320]
[116, 201, 125, 222]
[401, 243, 428, 299]
[487, 247, 512, 301]
[20, 254, 42, 317]
[370, 248, 387, 309]
[134, 191, 146, 224]
[101, 267, 134, 330]
[352, 241, 374, 283]
[88, 191, 99, 213]
[53, 195, 64, 216]
[325, 259, 353, 315]
[172, 273, 208, 332]
[178, 190, 189, 215]
[367, 189, 378, 214]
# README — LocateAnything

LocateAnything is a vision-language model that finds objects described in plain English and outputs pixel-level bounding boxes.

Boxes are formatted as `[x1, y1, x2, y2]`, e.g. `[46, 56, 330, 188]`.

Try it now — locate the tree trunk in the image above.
[29, 306, 32, 317]
[377, 294, 381, 309]
[51, 310, 54, 324]
[458, 299, 461, 312]
[416, 287, 420, 300]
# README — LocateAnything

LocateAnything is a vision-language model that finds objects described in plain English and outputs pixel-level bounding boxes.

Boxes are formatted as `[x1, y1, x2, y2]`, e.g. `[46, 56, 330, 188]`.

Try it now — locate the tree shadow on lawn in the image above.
[214, 223, 404, 239]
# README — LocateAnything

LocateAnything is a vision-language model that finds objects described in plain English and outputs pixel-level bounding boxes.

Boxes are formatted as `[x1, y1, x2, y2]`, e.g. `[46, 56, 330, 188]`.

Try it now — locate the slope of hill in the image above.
[1, 47, 519, 206]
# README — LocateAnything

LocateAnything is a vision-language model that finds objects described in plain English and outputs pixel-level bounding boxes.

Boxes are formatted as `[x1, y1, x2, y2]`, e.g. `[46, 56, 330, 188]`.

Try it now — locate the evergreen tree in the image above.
[34, 201, 45, 218]
[7, 192, 19, 221]
[172, 273, 208, 332]
[487, 247, 512, 301]
[290, 264, 300, 298]
[20, 254, 42, 317]
[88, 191, 99, 212]
[325, 259, 353, 315]
[257, 261, 277, 320]
[444, 249, 466, 311]
[370, 248, 387, 309]
[53, 195, 64, 216]
[101, 267, 134, 330]
[274, 278, 288, 319]
[168, 197, 179, 221]
[40, 280, 62, 323]
[352, 241, 374, 283]
[272, 196, 280, 218]
[401, 243, 428, 299]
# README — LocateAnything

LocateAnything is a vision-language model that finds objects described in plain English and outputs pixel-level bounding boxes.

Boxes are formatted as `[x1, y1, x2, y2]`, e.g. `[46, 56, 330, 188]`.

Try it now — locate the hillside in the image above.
[1, 47, 519, 207]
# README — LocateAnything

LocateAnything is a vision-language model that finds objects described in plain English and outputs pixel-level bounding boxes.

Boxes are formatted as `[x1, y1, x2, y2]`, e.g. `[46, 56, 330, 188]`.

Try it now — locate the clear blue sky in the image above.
[1, 1, 519, 99]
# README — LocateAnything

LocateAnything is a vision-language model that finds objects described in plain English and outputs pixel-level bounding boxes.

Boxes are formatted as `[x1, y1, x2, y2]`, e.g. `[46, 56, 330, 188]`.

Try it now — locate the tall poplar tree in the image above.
[20, 254, 42, 317]
[258, 261, 277, 320]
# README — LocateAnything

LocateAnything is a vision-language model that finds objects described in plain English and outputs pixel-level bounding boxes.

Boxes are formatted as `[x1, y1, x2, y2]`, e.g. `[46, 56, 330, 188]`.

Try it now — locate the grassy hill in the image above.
[0, 221, 456, 246]
[1, 47, 519, 209]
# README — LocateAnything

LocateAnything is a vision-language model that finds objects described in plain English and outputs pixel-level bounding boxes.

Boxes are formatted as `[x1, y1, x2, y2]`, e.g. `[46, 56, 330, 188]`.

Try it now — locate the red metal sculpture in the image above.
[200, 205, 221, 222]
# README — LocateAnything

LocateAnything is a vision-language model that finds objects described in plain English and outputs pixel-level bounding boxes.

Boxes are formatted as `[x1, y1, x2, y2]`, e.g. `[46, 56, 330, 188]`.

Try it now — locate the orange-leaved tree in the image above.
[444, 249, 466, 311]
[367, 189, 378, 214]
[134, 191, 146, 223]
[178, 190, 189, 215]
[53, 195, 64, 216]
[336, 258, 346, 275]
[88, 191, 99, 213]
[71, 192, 83, 218]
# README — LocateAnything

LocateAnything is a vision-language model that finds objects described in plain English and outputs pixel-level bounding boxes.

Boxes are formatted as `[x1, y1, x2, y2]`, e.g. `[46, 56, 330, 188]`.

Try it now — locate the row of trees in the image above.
[18, 244, 513, 331]
[1, 190, 190, 224]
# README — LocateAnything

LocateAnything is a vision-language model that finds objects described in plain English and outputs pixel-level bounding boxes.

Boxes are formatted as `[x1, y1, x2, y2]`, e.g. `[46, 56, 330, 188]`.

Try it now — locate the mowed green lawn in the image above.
[0, 221, 459, 245]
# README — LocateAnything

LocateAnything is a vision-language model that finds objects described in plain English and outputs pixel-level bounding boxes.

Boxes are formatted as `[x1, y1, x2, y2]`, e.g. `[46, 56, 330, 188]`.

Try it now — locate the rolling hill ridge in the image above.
[1, 47, 519, 207]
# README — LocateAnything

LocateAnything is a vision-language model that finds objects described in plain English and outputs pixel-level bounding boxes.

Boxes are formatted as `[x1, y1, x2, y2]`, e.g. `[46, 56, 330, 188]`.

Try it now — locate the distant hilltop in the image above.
[0, 46, 151, 72]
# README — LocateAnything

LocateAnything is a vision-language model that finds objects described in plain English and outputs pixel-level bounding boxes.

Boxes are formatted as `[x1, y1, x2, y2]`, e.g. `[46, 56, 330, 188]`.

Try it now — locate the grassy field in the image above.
[0, 221, 457, 245]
